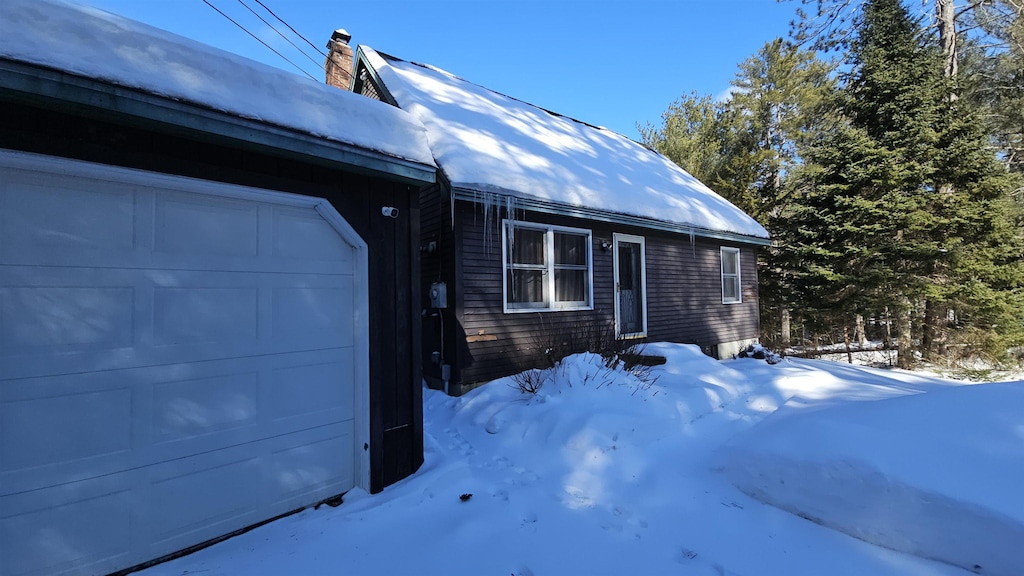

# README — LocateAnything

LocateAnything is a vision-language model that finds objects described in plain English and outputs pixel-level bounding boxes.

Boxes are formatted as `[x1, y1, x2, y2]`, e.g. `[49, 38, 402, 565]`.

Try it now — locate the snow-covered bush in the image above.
[736, 343, 783, 364]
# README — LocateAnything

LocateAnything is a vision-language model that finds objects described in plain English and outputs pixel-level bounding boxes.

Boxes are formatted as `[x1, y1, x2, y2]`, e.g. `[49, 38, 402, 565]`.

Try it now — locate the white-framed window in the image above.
[721, 246, 742, 304]
[502, 220, 593, 313]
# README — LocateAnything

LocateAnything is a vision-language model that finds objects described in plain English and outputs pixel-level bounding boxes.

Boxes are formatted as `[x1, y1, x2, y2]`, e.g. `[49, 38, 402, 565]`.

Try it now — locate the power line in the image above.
[201, 0, 318, 81]
[252, 0, 328, 59]
[236, 0, 325, 71]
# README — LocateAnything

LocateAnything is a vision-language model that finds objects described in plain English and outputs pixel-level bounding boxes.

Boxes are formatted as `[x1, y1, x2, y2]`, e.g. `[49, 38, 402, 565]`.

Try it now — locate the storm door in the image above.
[613, 233, 647, 338]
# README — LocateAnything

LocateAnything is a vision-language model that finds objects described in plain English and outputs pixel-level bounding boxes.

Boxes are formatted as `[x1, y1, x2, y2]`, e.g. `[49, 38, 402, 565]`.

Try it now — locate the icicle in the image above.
[483, 191, 493, 255]
[689, 228, 695, 259]
[449, 188, 456, 232]
[505, 194, 516, 302]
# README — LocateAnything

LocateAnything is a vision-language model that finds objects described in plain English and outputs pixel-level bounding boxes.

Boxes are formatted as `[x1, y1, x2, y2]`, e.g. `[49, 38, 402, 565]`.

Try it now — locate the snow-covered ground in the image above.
[140, 343, 1022, 576]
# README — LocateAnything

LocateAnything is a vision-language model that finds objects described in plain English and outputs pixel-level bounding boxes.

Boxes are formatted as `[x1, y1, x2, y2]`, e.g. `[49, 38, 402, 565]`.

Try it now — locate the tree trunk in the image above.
[923, 299, 933, 357]
[854, 314, 867, 347]
[844, 324, 853, 364]
[883, 306, 893, 348]
[936, 0, 959, 83]
[923, 299, 937, 360]
[780, 308, 791, 348]
[897, 305, 914, 369]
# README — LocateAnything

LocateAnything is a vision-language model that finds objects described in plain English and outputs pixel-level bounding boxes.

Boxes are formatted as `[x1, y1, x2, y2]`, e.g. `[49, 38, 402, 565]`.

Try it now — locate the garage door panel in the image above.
[1, 179, 135, 256]
[0, 286, 135, 351]
[1, 474, 134, 576]
[143, 422, 354, 551]
[146, 454, 262, 546]
[152, 286, 259, 346]
[1, 266, 354, 380]
[1, 386, 132, 474]
[152, 371, 260, 443]
[272, 205, 355, 265]
[154, 191, 259, 259]
[2, 347, 354, 496]
[268, 431, 354, 507]
[272, 281, 354, 347]
[2, 178, 351, 275]
[269, 353, 355, 422]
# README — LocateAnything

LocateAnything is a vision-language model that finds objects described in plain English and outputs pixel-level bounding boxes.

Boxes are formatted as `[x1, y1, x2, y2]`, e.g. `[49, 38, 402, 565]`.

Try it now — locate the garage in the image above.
[0, 2, 435, 573]
[0, 151, 371, 576]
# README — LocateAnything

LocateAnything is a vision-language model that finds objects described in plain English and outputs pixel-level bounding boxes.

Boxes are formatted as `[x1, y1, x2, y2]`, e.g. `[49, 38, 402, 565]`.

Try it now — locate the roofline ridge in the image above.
[362, 46, 651, 145]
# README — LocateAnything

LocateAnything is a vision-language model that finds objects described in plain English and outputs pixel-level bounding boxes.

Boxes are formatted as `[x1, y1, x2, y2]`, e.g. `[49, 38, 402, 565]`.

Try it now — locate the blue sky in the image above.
[78, 0, 798, 140]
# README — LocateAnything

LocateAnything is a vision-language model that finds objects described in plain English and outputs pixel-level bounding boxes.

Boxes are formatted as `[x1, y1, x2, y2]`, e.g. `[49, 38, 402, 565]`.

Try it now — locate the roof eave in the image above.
[451, 187, 771, 246]
[0, 58, 435, 185]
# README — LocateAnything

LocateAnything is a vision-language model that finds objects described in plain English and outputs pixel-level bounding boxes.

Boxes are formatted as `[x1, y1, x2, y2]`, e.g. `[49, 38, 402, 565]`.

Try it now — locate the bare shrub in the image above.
[620, 343, 663, 393]
[509, 368, 547, 395]
[523, 316, 621, 369]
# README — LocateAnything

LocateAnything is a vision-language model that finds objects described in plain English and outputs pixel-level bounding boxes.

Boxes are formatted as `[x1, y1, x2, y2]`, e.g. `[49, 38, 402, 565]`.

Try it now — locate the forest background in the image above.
[641, 0, 1024, 369]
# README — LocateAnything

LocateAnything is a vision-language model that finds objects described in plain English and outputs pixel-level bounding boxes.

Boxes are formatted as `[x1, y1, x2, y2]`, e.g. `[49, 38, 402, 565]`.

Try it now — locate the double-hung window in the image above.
[721, 246, 741, 304]
[503, 220, 593, 312]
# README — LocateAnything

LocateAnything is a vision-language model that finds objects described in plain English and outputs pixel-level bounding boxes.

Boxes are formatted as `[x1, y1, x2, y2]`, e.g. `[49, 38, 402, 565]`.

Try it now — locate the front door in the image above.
[613, 233, 646, 338]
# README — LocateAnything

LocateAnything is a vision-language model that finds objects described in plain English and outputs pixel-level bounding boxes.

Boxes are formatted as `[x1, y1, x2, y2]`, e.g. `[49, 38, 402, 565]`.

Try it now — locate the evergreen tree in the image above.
[963, 4, 1024, 176]
[793, 0, 1024, 364]
[726, 40, 835, 345]
[638, 92, 736, 198]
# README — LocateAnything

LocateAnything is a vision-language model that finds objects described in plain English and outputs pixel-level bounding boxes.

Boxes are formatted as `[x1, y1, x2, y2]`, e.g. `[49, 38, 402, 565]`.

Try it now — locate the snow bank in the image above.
[362, 47, 769, 240]
[0, 0, 435, 166]
[716, 381, 1024, 575]
[139, 348, 977, 576]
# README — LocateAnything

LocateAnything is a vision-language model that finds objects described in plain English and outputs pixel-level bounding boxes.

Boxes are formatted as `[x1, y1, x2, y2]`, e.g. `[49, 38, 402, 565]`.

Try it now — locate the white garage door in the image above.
[0, 151, 369, 576]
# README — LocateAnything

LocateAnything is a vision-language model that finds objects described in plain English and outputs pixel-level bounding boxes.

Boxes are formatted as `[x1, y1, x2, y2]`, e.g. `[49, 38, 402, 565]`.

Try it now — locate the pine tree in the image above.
[638, 92, 736, 198]
[642, 41, 836, 348]
[726, 40, 835, 346]
[793, 0, 1024, 365]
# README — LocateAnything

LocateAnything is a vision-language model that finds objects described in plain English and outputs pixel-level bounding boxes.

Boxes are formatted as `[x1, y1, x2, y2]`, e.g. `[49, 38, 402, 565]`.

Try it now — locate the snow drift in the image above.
[139, 346, 983, 576]
[716, 381, 1024, 575]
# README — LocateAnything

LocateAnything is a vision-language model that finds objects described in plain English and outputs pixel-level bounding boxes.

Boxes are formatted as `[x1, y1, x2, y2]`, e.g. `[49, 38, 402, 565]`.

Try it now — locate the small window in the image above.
[721, 247, 741, 304]
[503, 221, 593, 312]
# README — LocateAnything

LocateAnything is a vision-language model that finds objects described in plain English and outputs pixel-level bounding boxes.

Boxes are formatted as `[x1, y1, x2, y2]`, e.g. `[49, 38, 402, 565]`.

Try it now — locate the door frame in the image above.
[612, 233, 647, 339]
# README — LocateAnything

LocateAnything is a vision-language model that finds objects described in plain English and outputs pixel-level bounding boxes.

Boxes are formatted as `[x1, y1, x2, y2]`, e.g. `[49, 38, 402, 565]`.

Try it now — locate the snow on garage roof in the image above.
[360, 47, 769, 241]
[0, 0, 435, 169]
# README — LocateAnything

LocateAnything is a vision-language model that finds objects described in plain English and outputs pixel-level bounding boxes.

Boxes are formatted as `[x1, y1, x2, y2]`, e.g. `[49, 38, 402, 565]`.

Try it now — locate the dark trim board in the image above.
[0, 99, 426, 492]
[422, 198, 761, 395]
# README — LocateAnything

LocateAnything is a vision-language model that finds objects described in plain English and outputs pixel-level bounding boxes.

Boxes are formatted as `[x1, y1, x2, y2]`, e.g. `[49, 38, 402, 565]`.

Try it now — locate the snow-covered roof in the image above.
[361, 47, 769, 241]
[0, 0, 435, 169]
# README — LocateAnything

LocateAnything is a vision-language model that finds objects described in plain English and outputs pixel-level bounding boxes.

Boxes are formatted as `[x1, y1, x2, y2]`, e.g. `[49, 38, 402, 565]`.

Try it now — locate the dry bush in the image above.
[509, 368, 548, 395]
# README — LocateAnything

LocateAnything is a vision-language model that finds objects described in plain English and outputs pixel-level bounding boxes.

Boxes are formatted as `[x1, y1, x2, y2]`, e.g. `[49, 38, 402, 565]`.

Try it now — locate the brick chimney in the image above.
[325, 29, 353, 90]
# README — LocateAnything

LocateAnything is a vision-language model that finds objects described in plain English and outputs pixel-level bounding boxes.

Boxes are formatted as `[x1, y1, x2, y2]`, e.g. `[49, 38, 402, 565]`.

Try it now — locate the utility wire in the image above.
[252, 0, 328, 59]
[236, 0, 325, 71]
[201, 0, 318, 81]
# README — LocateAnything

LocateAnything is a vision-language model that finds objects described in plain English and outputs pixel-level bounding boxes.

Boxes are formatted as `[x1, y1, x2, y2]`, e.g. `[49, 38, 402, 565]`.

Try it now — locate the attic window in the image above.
[502, 220, 593, 313]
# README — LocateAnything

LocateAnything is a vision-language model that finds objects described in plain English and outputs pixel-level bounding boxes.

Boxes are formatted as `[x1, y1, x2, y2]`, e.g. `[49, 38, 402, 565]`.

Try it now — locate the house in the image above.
[0, 1, 435, 575]
[328, 43, 770, 395]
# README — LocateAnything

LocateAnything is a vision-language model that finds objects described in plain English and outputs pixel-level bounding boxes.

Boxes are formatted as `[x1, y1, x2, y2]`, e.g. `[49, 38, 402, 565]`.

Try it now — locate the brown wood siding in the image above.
[447, 199, 760, 388]
[644, 236, 760, 347]
[0, 101, 425, 492]
[419, 182, 462, 385]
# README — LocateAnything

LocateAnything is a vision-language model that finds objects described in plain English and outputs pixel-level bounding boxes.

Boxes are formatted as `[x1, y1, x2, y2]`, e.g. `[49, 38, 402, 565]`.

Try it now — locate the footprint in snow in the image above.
[676, 549, 742, 576]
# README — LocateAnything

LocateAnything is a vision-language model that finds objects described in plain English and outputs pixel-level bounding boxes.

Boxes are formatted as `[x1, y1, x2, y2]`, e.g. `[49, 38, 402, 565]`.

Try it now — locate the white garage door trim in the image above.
[0, 148, 372, 492]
